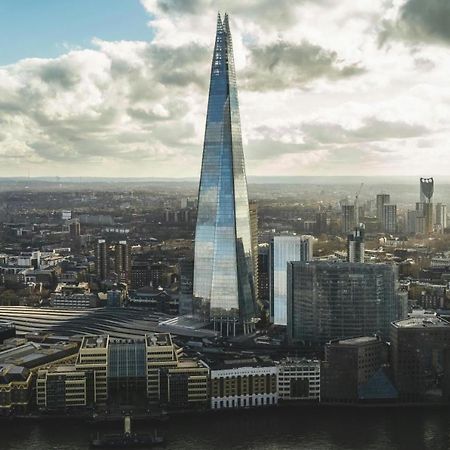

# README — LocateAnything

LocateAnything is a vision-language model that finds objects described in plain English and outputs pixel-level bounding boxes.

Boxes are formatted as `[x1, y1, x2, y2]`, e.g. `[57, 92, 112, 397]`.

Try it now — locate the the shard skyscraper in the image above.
[193, 13, 255, 335]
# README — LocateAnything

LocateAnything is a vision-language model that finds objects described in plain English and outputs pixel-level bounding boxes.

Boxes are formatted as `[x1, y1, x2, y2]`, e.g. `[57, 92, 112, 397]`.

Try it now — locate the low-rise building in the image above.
[210, 363, 277, 410]
[0, 364, 33, 414]
[276, 358, 320, 402]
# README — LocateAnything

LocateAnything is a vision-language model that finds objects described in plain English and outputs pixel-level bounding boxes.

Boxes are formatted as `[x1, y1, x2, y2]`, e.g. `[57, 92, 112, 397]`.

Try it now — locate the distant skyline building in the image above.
[341, 204, 356, 234]
[114, 240, 130, 283]
[95, 239, 108, 281]
[436, 203, 447, 232]
[193, 13, 255, 335]
[383, 204, 397, 234]
[376, 194, 390, 229]
[269, 235, 313, 326]
[347, 224, 365, 263]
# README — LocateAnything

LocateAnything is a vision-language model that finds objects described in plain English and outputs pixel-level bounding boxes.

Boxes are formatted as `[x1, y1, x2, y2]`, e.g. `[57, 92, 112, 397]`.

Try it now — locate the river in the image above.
[1, 406, 449, 449]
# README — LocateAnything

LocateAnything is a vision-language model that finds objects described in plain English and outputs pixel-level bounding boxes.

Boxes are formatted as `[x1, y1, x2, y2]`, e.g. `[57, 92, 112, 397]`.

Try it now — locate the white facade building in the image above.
[270, 235, 313, 326]
[210, 366, 278, 410]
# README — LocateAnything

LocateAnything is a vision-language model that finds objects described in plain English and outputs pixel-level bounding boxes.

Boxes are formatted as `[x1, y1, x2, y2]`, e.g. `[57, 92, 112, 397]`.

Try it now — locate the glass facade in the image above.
[193, 13, 255, 329]
[287, 261, 400, 344]
[270, 236, 313, 326]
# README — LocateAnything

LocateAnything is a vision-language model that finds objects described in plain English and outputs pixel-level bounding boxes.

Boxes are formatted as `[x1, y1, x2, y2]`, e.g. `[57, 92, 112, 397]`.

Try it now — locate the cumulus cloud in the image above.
[381, 0, 450, 46]
[0, 0, 449, 177]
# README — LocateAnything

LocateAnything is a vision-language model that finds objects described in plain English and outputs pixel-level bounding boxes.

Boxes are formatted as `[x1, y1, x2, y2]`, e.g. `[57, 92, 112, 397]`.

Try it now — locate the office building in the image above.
[257, 244, 270, 306]
[287, 262, 400, 344]
[69, 220, 81, 238]
[341, 204, 356, 234]
[36, 366, 94, 411]
[321, 336, 396, 403]
[270, 235, 313, 326]
[276, 358, 320, 401]
[210, 363, 277, 410]
[376, 194, 390, 228]
[193, 14, 255, 334]
[383, 204, 397, 234]
[178, 258, 194, 315]
[249, 201, 259, 303]
[95, 239, 108, 281]
[391, 317, 450, 401]
[347, 225, 365, 263]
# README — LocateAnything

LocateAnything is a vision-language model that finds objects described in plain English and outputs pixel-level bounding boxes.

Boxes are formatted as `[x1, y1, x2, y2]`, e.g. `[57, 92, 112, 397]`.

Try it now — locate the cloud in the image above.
[242, 41, 364, 91]
[381, 0, 450, 46]
[0, 0, 450, 177]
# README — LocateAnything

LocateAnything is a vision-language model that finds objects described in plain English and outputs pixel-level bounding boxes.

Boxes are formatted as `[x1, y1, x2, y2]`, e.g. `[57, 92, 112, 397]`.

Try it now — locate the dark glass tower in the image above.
[193, 13, 255, 334]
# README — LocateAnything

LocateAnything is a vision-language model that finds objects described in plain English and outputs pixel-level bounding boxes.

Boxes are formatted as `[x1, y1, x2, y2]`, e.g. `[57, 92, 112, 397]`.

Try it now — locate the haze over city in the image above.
[1, 0, 449, 177]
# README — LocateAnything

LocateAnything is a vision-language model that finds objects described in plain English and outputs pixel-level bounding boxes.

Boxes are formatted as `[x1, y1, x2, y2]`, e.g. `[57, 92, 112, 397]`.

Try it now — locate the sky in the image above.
[0, 0, 450, 178]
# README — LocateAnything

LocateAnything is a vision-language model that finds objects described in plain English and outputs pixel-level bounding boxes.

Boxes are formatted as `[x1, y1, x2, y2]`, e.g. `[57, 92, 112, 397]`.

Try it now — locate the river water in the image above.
[1, 406, 450, 449]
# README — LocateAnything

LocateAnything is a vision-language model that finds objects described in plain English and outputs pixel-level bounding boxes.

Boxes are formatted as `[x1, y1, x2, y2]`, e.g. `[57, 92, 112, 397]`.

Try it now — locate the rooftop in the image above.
[146, 333, 172, 347]
[81, 335, 109, 349]
[393, 317, 450, 329]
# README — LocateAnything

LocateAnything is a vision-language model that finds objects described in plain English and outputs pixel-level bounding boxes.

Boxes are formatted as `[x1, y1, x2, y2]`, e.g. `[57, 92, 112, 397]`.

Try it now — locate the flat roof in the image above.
[393, 317, 450, 329]
[146, 333, 172, 347]
[81, 335, 108, 349]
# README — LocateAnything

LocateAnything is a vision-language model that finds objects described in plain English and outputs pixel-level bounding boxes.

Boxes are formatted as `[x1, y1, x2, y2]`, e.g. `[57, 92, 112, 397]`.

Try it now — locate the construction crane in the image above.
[354, 182, 364, 225]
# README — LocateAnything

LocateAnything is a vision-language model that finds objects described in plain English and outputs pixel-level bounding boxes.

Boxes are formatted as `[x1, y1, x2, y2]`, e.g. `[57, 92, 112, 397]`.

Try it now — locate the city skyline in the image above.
[0, 0, 449, 178]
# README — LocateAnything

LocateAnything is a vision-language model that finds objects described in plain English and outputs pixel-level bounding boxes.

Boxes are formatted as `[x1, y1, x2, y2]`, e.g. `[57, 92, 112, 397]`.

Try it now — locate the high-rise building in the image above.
[270, 235, 313, 326]
[69, 220, 81, 238]
[347, 224, 365, 263]
[95, 239, 108, 281]
[391, 317, 450, 402]
[406, 210, 417, 234]
[178, 258, 194, 315]
[341, 204, 356, 234]
[436, 203, 447, 232]
[287, 261, 400, 344]
[420, 177, 434, 202]
[383, 204, 397, 234]
[114, 241, 131, 283]
[249, 201, 259, 303]
[257, 244, 270, 307]
[193, 13, 255, 335]
[376, 194, 390, 228]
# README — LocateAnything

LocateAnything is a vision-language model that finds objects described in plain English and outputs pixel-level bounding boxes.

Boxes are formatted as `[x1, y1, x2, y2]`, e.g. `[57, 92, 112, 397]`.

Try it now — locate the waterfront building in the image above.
[36, 366, 94, 411]
[287, 262, 400, 344]
[390, 317, 450, 402]
[383, 204, 397, 234]
[210, 363, 277, 410]
[0, 364, 33, 414]
[321, 336, 396, 403]
[347, 225, 365, 263]
[276, 358, 320, 401]
[145, 333, 208, 409]
[269, 235, 313, 326]
[75, 335, 109, 405]
[193, 13, 255, 335]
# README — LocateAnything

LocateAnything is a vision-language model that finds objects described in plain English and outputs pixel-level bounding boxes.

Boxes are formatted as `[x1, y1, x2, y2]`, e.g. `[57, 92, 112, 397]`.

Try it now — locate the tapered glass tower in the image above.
[193, 13, 255, 334]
